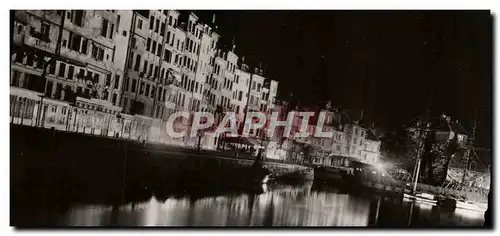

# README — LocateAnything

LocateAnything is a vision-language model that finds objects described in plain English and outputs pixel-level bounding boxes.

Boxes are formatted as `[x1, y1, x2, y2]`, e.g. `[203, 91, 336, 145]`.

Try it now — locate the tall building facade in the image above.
[10, 9, 283, 150]
[11, 10, 130, 134]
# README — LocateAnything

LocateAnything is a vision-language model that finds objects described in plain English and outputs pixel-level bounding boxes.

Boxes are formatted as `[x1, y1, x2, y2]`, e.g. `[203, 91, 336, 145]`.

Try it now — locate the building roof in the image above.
[365, 129, 379, 141]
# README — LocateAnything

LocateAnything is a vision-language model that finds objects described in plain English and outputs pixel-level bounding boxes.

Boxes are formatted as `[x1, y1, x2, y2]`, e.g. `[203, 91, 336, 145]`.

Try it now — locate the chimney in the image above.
[446, 116, 451, 123]
[360, 110, 363, 122]
[255, 68, 259, 74]
[212, 13, 216, 24]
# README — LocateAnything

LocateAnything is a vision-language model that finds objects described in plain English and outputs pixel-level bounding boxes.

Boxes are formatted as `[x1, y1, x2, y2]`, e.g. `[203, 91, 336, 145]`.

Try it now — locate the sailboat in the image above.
[403, 94, 439, 206]
[452, 113, 489, 213]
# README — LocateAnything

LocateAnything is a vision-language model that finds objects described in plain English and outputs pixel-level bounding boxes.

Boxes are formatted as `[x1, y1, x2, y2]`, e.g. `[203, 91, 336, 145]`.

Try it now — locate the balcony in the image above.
[59, 47, 95, 67]
[24, 34, 56, 53]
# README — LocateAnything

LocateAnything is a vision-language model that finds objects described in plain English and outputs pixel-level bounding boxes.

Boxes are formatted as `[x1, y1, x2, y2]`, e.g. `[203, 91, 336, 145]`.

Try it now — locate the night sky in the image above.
[193, 10, 492, 151]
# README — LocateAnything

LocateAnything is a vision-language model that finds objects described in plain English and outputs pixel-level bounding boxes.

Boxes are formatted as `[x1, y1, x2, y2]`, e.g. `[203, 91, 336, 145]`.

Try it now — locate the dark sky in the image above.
[194, 10, 492, 151]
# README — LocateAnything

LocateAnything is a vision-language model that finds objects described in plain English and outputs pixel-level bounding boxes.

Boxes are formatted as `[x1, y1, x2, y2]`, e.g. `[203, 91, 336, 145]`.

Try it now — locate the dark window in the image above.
[155, 19, 159, 32]
[15, 50, 24, 63]
[58, 63, 66, 77]
[140, 81, 144, 94]
[35, 54, 43, 69]
[168, 16, 172, 26]
[72, 10, 84, 27]
[149, 64, 153, 76]
[26, 53, 34, 66]
[117, 15, 121, 30]
[157, 45, 162, 57]
[81, 38, 88, 54]
[112, 93, 117, 105]
[101, 19, 108, 37]
[49, 61, 56, 74]
[98, 48, 104, 61]
[114, 75, 120, 89]
[145, 84, 150, 96]
[94, 73, 99, 83]
[106, 74, 111, 86]
[151, 86, 155, 98]
[142, 60, 147, 74]
[154, 66, 158, 78]
[238, 91, 242, 101]
[109, 24, 114, 39]
[166, 31, 171, 44]
[87, 72, 93, 81]
[161, 68, 165, 79]
[70, 33, 82, 51]
[137, 19, 142, 29]
[134, 55, 141, 71]
[152, 41, 156, 53]
[41, 22, 50, 41]
[67, 66, 74, 80]
[78, 68, 85, 79]
[131, 79, 136, 92]
[128, 52, 134, 68]
[146, 38, 151, 51]
[149, 16, 154, 30]
[160, 22, 165, 36]
[164, 49, 171, 62]
[91, 44, 101, 60]
[131, 37, 136, 48]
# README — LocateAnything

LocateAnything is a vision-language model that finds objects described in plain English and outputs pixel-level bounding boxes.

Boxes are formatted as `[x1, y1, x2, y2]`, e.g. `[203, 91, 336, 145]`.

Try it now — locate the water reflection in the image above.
[39, 182, 483, 227]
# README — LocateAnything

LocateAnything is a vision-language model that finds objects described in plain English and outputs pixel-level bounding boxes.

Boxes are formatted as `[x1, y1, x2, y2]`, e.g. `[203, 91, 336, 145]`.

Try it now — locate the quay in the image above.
[11, 124, 313, 204]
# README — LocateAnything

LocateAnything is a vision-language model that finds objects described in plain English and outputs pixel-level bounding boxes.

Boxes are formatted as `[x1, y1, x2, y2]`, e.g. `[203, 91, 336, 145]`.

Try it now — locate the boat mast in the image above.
[412, 88, 433, 194]
[461, 111, 478, 185]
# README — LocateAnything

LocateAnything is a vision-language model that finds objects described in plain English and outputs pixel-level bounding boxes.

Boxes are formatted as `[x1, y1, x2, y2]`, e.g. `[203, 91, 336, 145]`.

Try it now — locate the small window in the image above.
[101, 19, 108, 37]
[58, 63, 66, 77]
[137, 19, 142, 29]
[114, 75, 120, 89]
[67, 66, 74, 80]
[106, 74, 111, 86]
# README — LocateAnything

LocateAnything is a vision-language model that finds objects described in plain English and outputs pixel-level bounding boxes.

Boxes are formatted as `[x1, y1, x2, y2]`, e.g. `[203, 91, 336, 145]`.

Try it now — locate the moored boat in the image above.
[455, 200, 487, 212]
[403, 192, 438, 205]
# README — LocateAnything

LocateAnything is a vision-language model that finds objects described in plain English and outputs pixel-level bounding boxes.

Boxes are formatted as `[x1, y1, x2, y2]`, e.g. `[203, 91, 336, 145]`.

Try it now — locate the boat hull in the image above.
[403, 193, 438, 205]
[455, 201, 487, 212]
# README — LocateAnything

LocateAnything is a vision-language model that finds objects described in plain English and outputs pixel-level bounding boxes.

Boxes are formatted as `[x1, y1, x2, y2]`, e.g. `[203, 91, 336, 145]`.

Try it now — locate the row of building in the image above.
[10, 10, 381, 166]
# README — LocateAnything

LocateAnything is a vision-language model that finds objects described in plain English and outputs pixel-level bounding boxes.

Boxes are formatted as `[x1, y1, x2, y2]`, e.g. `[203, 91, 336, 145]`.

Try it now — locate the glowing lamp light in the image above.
[374, 162, 385, 172]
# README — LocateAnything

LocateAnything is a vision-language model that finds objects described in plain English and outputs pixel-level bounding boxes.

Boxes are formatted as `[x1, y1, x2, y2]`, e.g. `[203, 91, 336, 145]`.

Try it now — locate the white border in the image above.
[2, 1, 499, 235]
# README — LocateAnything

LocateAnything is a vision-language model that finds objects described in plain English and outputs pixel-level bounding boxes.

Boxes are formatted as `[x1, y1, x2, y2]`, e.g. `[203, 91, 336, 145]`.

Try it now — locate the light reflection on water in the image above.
[60, 182, 485, 227]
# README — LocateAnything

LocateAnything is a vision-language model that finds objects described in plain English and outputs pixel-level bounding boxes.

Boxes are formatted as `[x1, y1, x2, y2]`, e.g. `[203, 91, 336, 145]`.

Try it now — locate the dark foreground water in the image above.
[12, 180, 485, 227]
